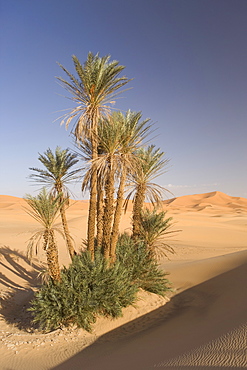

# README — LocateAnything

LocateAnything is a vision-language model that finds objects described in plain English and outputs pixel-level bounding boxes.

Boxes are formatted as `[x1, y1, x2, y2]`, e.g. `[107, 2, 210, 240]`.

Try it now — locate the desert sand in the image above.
[0, 191, 246, 370]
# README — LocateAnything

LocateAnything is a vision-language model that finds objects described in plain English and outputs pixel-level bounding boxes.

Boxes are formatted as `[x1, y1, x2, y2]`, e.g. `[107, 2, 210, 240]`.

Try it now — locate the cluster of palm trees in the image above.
[25, 52, 170, 281]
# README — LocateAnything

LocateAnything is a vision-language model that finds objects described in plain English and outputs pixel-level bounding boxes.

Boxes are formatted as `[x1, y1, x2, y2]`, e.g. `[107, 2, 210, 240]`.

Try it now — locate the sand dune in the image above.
[0, 192, 246, 369]
[163, 191, 247, 213]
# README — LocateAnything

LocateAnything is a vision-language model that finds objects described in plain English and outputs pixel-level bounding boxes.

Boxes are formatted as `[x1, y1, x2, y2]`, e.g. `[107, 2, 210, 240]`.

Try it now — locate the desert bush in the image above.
[29, 251, 138, 332]
[30, 234, 171, 332]
[116, 233, 171, 296]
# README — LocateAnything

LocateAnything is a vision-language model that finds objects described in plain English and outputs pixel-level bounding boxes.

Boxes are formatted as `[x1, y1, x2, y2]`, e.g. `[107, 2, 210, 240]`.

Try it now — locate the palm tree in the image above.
[79, 111, 152, 260]
[78, 137, 105, 249]
[109, 111, 151, 262]
[96, 176, 104, 248]
[56, 52, 132, 258]
[125, 145, 170, 240]
[29, 147, 81, 260]
[24, 189, 64, 281]
[90, 114, 123, 259]
[139, 208, 176, 259]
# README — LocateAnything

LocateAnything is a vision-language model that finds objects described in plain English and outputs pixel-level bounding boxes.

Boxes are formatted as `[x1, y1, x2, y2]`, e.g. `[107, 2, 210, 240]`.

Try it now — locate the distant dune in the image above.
[1, 190, 247, 215]
[163, 190, 247, 212]
[0, 191, 246, 369]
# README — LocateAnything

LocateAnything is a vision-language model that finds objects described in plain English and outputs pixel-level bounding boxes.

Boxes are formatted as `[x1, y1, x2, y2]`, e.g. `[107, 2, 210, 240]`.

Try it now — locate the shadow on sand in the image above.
[52, 256, 247, 370]
[0, 245, 44, 330]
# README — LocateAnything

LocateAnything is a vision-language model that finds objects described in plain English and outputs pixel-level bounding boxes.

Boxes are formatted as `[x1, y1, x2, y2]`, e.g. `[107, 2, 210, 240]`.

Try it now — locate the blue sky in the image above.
[0, 0, 246, 199]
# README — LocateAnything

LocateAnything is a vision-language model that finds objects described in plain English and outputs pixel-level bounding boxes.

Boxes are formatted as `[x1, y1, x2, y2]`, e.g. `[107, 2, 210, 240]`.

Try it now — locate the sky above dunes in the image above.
[0, 0, 246, 199]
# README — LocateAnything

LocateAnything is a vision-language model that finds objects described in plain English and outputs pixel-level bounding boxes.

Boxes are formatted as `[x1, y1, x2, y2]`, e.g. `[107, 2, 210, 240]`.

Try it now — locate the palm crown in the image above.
[25, 188, 63, 230]
[126, 145, 170, 206]
[57, 52, 132, 140]
[29, 147, 80, 197]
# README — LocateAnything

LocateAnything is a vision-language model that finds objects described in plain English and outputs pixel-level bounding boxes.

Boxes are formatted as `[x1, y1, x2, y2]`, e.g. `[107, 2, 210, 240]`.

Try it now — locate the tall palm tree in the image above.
[80, 110, 151, 261]
[96, 176, 104, 248]
[77, 137, 105, 249]
[125, 145, 170, 240]
[56, 52, 132, 258]
[91, 115, 123, 259]
[29, 147, 80, 260]
[109, 111, 151, 262]
[24, 189, 64, 281]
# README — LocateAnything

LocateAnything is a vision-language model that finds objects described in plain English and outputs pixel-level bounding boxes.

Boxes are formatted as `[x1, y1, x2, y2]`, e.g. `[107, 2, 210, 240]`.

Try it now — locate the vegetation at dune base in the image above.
[24, 51, 177, 332]
[29, 236, 171, 332]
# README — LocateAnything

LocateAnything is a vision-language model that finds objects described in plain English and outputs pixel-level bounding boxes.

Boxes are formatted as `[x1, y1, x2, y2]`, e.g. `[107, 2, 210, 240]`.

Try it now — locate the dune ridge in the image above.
[0, 191, 246, 369]
[163, 190, 247, 213]
[1, 190, 247, 211]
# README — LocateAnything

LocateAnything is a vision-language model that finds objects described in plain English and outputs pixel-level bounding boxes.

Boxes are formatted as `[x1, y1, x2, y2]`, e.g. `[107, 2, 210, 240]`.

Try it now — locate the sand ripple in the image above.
[155, 322, 247, 368]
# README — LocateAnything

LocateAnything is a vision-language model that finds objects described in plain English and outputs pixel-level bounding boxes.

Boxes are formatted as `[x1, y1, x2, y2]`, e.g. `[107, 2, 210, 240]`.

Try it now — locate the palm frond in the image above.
[29, 147, 81, 198]
[56, 52, 132, 141]
[78, 109, 153, 197]
[24, 188, 64, 228]
[139, 208, 180, 259]
[26, 231, 44, 260]
[125, 145, 171, 206]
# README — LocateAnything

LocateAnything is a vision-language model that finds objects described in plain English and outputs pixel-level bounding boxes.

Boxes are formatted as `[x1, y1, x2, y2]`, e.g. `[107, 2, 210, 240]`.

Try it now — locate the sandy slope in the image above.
[0, 191, 246, 370]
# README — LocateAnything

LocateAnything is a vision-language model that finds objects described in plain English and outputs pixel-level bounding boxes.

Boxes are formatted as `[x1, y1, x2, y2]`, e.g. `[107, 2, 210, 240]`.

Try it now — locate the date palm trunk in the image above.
[96, 178, 104, 248]
[60, 204, 76, 260]
[87, 127, 98, 259]
[43, 229, 61, 281]
[110, 165, 127, 263]
[87, 165, 97, 259]
[132, 184, 146, 241]
[55, 183, 76, 260]
[103, 157, 115, 259]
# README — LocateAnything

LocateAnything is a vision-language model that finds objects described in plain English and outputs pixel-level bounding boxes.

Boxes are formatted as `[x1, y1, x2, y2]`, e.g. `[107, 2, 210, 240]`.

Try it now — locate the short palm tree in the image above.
[56, 52, 132, 258]
[125, 145, 170, 240]
[29, 147, 80, 260]
[139, 208, 176, 259]
[24, 189, 64, 281]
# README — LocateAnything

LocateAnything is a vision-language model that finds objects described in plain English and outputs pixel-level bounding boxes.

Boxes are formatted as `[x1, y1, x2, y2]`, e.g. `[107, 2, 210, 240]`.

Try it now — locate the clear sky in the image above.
[0, 0, 246, 199]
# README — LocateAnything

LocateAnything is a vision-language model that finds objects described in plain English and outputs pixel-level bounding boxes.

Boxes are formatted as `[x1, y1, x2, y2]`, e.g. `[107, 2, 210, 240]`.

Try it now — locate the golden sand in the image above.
[0, 191, 246, 369]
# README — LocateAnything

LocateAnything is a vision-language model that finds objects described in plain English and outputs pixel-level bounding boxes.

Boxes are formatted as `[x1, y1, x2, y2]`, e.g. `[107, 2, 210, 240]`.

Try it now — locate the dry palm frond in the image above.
[26, 227, 65, 261]
[37, 268, 51, 284]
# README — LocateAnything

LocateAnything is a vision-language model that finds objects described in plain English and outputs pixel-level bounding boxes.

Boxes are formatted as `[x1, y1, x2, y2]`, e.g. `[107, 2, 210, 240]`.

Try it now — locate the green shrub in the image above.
[30, 236, 171, 333]
[29, 251, 138, 332]
[116, 233, 171, 296]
